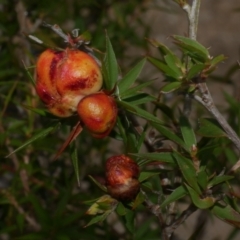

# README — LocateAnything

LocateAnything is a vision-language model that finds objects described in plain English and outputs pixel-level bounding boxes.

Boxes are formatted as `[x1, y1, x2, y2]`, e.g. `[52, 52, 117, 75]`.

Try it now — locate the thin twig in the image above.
[194, 93, 240, 152]
[141, 189, 169, 240]
[165, 204, 197, 237]
[183, 0, 240, 152]
[2, 190, 41, 231]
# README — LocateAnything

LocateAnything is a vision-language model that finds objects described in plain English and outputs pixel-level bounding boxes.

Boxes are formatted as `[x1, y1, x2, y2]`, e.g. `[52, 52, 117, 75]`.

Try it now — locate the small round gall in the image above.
[105, 155, 140, 202]
[77, 92, 118, 138]
[35, 48, 103, 117]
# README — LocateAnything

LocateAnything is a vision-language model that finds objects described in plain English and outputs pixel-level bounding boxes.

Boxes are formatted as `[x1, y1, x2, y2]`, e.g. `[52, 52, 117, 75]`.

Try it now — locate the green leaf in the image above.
[132, 191, 145, 209]
[210, 54, 226, 67]
[88, 175, 107, 192]
[161, 185, 188, 209]
[138, 170, 161, 182]
[197, 170, 208, 190]
[123, 93, 156, 105]
[147, 38, 183, 68]
[148, 57, 180, 79]
[126, 128, 138, 153]
[84, 212, 110, 228]
[147, 38, 174, 56]
[161, 81, 182, 93]
[116, 202, 127, 216]
[28, 194, 50, 226]
[118, 100, 163, 124]
[187, 64, 205, 80]
[118, 58, 146, 95]
[197, 118, 227, 137]
[120, 79, 156, 98]
[208, 175, 234, 188]
[173, 35, 210, 62]
[23, 62, 35, 86]
[103, 34, 118, 90]
[71, 145, 80, 186]
[164, 54, 182, 77]
[54, 189, 72, 217]
[130, 152, 176, 166]
[211, 204, 240, 228]
[151, 122, 189, 151]
[124, 209, 135, 234]
[186, 185, 215, 209]
[154, 102, 177, 123]
[179, 115, 196, 151]
[5, 122, 60, 158]
[174, 152, 201, 194]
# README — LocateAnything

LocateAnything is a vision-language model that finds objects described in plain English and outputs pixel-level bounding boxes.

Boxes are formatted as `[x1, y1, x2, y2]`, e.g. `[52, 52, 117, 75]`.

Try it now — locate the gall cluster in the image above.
[35, 46, 140, 201]
[36, 48, 117, 138]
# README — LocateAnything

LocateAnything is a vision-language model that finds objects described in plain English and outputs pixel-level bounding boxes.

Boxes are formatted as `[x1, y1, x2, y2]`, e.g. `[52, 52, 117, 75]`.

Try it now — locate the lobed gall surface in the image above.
[77, 92, 118, 138]
[105, 155, 140, 202]
[36, 48, 102, 117]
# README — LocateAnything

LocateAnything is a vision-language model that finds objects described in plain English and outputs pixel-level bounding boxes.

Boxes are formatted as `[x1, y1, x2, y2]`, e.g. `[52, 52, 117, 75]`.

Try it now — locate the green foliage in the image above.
[1, 0, 240, 239]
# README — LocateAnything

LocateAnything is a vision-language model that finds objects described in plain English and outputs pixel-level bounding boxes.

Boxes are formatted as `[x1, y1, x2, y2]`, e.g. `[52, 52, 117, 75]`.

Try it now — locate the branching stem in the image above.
[183, 0, 240, 152]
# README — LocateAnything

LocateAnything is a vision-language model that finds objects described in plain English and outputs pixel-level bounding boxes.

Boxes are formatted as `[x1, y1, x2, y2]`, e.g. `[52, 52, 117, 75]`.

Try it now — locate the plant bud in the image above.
[105, 155, 140, 202]
[77, 92, 117, 138]
[35, 48, 102, 117]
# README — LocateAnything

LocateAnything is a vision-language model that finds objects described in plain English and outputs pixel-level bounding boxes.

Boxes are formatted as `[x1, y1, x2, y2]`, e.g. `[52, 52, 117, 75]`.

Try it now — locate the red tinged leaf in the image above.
[54, 121, 83, 160]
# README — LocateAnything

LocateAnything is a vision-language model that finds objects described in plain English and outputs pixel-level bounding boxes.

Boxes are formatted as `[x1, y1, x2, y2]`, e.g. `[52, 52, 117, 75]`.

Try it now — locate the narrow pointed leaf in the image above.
[88, 175, 107, 192]
[161, 82, 182, 93]
[148, 57, 180, 79]
[138, 170, 161, 183]
[130, 152, 176, 165]
[173, 35, 210, 62]
[154, 102, 176, 123]
[71, 145, 80, 186]
[187, 64, 205, 80]
[179, 115, 196, 151]
[132, 191, 145, 209]
[118, 58, 146, 95]
[164, 54, 182, 77]
[118, 100, 163, 124]
[151, 122, 189, 151]
[174, 152, 201, 194]
[210, 54, 226, 66]
[6, 122, 60, 158]
[54, 121, 83, 160]
[121, 79, 156, 98]
[186, 185, 215, 209]
[197, 170, 208, 190]
[123, 93, 156, 105]
[208, 175, 234, 188]
[197, 118, 227, 137]
[116, 202, 127, 216]
[103, 34, 118, 90]
[124, 210, 135, 233]
[147, 39, 183, 68]
[211, 204, 240, 228]
[84, 212, 110, 228]
[161, 185, 187, 209]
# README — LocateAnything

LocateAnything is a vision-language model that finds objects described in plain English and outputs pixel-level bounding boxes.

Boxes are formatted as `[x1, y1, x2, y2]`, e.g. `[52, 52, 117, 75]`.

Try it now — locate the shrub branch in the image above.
[182, 0, 240, 152]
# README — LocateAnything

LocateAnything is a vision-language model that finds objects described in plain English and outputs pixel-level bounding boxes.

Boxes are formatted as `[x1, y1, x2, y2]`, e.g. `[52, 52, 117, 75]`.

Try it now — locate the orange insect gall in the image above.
[35, 48, 103, 117]
[77, 92, 118, 138]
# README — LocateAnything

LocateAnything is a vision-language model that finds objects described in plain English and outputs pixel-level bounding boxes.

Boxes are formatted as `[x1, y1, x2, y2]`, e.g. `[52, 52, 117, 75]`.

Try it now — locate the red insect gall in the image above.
[105, 155, 140, 202]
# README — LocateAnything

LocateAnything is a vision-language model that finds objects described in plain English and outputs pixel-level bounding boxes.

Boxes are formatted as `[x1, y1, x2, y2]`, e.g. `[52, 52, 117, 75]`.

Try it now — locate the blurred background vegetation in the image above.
[1, 0, 240, 239]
